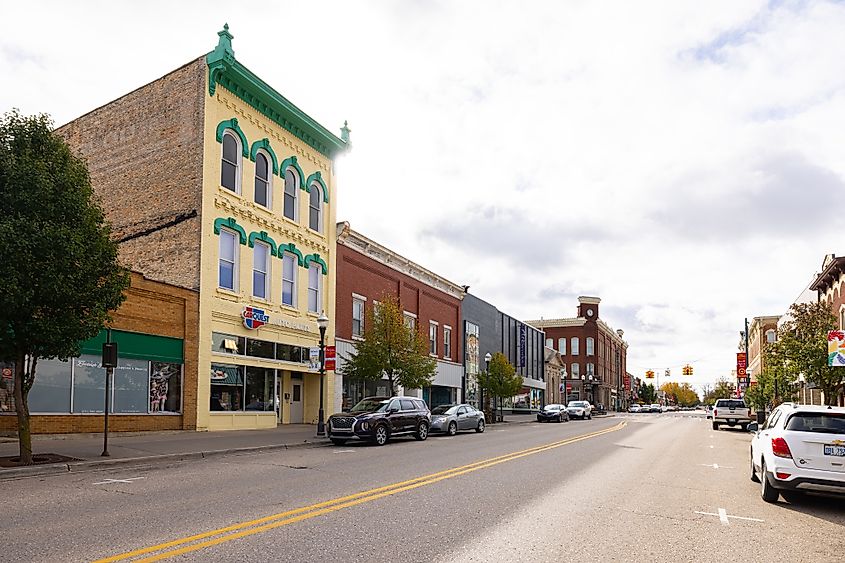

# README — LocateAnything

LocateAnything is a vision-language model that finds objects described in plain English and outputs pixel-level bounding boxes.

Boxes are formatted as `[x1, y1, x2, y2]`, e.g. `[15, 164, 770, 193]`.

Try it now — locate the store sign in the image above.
[518, 325, 526, 368]
[623, 375, 631, 390]
[242, 306, 269, 330]
[325, 346, 336, 371]
[1, 367, 12, 379]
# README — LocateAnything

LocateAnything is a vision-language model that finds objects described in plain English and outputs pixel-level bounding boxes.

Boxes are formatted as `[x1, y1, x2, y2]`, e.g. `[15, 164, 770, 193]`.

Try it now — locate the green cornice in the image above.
[249, 139, 279, 175]
[278, 243, 305, 266]
[215, 118, 249, 157]
[280, 155, 305, 185]
[247, 231, 278, 256]
[213, 217, 247, 245]
[206, 25, 348, 159]
[306, 171, 329, 203]
[304, 253, 328, 275]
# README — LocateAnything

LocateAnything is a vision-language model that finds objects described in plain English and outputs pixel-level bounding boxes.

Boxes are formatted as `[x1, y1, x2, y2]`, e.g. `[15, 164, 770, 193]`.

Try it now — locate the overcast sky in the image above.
[4, 1, 845, 392]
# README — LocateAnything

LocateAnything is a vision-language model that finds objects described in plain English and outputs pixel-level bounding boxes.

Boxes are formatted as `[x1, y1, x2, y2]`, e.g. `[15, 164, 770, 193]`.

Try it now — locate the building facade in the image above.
[461, 293, 546, 412]
[544, 347, 564, 405]
[528, 296, 628, 411]
[334, 223, 464, 409]
[0, 273, 198, 434]
[745, 315, 780, 386]
[57, 26, 347, 431]
[810, 254, 845, 406]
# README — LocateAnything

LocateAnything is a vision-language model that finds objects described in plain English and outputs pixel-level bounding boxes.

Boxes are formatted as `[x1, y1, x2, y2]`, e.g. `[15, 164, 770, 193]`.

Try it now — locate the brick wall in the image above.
[0, 272, 199, 434]
[57, 58, 207, 291]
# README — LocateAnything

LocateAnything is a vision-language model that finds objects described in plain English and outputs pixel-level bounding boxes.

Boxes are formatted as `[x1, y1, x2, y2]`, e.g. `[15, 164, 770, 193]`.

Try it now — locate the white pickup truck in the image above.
[712, 398, 753, 431]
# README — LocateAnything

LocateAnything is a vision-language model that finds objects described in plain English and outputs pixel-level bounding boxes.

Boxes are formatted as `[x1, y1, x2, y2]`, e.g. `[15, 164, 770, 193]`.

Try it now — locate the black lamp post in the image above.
[316, 311, 329, 437]
[484, 353, 492, 423]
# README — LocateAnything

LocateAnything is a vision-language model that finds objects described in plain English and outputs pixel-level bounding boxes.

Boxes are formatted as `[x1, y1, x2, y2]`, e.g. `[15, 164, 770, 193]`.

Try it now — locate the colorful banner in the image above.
[736, 352, 747, 377]
[325, 345, 336, 371]
[828, 331, 845, 366]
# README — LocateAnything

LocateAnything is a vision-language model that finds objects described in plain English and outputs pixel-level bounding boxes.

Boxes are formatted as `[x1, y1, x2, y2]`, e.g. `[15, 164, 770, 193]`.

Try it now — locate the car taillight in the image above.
[713, 409, 717, 417]
[772, 437, 792, 458]
[775, 471, 791, 480]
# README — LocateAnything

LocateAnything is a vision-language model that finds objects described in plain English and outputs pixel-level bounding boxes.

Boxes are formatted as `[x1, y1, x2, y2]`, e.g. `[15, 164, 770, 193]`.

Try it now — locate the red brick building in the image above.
[334, 223, 464, 408]
[528, 296, 628, 410]
[810, 253, 845, 406]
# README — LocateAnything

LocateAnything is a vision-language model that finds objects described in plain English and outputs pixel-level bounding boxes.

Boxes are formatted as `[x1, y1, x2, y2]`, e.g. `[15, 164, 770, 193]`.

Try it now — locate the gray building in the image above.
[462, 293, 545, 412]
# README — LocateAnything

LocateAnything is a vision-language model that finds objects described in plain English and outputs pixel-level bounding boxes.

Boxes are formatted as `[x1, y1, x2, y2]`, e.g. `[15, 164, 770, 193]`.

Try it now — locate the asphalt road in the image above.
[2, 413, 843, 563]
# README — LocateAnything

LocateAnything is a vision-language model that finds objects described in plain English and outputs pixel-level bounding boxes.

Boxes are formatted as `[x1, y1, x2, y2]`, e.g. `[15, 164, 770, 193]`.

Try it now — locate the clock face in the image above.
[587, 309, 594, 317]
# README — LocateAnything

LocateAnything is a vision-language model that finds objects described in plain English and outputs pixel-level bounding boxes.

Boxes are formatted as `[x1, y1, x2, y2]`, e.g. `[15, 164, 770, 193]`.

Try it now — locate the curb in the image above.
[0, 438, 329, 481]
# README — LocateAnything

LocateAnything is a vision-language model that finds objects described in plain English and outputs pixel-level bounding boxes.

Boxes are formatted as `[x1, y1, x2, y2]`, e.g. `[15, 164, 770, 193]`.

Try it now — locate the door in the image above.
[290, 383, 303, 423]
[275, 373, 282, 424]
[457, 406, 471, 430]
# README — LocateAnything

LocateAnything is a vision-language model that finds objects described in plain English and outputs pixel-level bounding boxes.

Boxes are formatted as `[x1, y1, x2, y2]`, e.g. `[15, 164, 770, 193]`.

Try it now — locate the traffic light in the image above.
[682, 365, 693, 376]
[646, 370, 655, 379]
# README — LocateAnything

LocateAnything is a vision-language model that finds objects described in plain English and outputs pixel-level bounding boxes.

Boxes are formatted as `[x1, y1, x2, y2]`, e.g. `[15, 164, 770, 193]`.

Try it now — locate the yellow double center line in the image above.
[94, 421, 626, 562]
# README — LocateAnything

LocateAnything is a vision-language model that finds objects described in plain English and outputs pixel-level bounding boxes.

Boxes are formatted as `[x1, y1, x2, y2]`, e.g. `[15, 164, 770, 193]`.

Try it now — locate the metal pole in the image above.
[102, 329, 111, 457]
[317, 324, 326, 436]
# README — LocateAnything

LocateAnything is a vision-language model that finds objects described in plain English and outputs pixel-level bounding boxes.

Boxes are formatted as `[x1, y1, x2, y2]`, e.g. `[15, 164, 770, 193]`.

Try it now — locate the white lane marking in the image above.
[699, 463, 734, 469]
[332, 450, 355, 454]
[93, 477, 146, 485]
[695, 510, 764, 525]
[709, 445, 714, 449]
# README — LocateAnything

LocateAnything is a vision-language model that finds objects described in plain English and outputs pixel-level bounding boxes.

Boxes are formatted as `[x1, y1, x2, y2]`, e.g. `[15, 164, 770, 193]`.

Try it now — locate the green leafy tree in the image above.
[744, 343, 795, 411]
[702, 378, 735, 405]
[0, 111, 129, 464]
[339, 294, 436, 396]
[639, 382, 656, 404]
[776, 302, 844, 405]
[476, 352, 523, 422]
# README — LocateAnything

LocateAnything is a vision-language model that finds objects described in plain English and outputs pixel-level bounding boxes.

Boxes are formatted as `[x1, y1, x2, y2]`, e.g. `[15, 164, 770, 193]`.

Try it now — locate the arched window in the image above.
[545, 338, 553, 349]
[586, 337, 595, 356]
[254, 152, 271, 208]
[765, 329, 776, 343]
[283, 168, 298, 221]
[558, 338, 567, 355]
[309, 184, 322, 232]
[221, 131, 241, 193]
[571, 337, 580, 355]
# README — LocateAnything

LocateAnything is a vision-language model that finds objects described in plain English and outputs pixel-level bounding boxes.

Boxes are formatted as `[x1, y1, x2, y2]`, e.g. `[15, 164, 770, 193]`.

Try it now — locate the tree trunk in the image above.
[13, 351, 33, 465]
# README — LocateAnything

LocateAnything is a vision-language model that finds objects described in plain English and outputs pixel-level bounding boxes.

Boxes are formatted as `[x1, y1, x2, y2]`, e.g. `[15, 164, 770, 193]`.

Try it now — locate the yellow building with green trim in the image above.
[59, 25, 348, 431]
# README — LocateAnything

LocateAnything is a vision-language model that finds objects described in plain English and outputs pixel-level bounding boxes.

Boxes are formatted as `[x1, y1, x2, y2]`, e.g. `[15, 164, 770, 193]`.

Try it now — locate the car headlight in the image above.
[359, 421, 369, 431]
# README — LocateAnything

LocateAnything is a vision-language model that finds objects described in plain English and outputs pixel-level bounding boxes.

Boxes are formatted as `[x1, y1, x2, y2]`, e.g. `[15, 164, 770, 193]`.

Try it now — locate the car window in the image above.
[716, 399, 746, 409]
[387, 400, 401, 411]
[414, 400, 428, 411]
[431, 405, 456, 415]
[351, 398, 389, 412]
[764, 409, 781, 430]
[457, 406, 467, 415]
[785, 412, 845, 434]
[400, 399, 415, 411]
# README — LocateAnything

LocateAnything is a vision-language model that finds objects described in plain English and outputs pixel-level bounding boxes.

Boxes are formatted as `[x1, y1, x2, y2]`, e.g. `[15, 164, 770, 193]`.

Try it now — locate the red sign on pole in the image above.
[736, 352, 747, 377]
[623, 375, 631, 390]
[324, 345, 336, 371]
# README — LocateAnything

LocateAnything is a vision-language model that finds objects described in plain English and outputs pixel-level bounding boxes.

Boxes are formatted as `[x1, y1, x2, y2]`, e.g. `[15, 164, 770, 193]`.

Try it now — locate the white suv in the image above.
[749, 404, 845, 502]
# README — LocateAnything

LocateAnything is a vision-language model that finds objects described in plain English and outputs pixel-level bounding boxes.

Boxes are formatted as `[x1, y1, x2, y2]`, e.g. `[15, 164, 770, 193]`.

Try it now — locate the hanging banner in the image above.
[325, 345, 336, 371]
[736, 352, 747, 377]
[828, 331, 845, 366]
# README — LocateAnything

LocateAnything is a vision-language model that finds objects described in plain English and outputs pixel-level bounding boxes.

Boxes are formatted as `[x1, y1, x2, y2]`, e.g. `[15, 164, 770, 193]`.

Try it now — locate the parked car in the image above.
[327, 396, 431, 446]
[429, 404, 486, 435]
[749, 403, 845, 502]
[713, 398, 753, 431]
[567, 400, 592, 420]
[706, 405, 713, 419]
[649, 403, 661, 413]
[537, 404, 569, 423]
[628, 404, 642, 413]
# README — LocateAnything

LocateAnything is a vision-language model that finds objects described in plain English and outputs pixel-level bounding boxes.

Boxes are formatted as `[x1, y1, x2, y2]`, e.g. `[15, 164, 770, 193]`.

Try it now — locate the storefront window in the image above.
[1, 362, 16, 412]
[210, 363, 243, 411]
[73, 356, 107, 413]
[245, 367, 274, 411]
[26, 359, 71, 413]
[212, 332, 245, 355]
[113, 358, 151, 413]
[150, 362, 182, 413]
[246, 339, 275, 359]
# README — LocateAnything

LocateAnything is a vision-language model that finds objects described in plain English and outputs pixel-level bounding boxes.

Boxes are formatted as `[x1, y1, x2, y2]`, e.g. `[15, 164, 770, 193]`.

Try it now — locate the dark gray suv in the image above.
[327, 396, 431, 446]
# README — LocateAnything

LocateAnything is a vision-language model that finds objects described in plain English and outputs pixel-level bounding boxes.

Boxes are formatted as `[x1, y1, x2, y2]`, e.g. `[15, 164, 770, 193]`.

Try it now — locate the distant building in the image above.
[746, 315, 781, 386]
[810, 253, 845, 406]
[544, 347, 564, 405]
[527, 296, 628, 411]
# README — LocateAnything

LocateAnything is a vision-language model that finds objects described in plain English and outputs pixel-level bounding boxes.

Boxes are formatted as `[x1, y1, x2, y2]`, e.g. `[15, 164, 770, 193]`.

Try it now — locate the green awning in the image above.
[211, 364, 242, 386]
[80, 329, 184, 363]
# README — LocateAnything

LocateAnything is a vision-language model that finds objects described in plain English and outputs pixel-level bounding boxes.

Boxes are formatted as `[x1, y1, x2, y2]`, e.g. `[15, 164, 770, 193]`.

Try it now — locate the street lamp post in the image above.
[580, 374, 585, 401]
[484, 352, 492, 423]
[316, 311, 329, 437]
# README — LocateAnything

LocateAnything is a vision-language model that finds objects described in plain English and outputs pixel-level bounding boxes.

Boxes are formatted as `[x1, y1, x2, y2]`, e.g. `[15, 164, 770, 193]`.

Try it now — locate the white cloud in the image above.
[3, 0, 845, 392]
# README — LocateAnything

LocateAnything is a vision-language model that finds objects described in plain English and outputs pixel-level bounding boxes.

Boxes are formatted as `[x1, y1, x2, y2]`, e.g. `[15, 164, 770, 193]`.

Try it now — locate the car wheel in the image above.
[750, 450, 760, 482]
[373, 424, 389, 446]
[741, 424, 749, 432]
[330, 438, 347, 446]
[780, 491, 804, 504]
[712, 422, 719, 431]
[447, 421, 457, 436]
[414, 421, 429, 441]
[587, 414, 592, 420]
[760, 461, 779, 503]
[475, 420, 485, 433]
[537, 416, 542, 423]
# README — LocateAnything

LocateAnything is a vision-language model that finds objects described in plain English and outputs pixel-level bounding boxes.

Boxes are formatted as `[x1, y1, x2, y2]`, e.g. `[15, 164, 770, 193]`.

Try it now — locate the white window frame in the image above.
[404, 311, 417, 330]
[587, 362, 595, 375]
[253, 150, 273, 209]
[840, 305, 845, 330]
[221, 131, 242, 194]
[545, 338, 553, 348]
[218, 229, 239, 291]
[429, 321, 438, 356]
[558, 337, 567, 355]
[571, 337, 580, 356]
[283, 167, 299, 222]
[307, 264, 322, 314]
[443, 325, 452, 359]
[765, 329, 777, 344]
[281, 252, 297, 307]
[252, 242, 270, 300]
[571, 363, 580, 378]
[586, 337, 595, 356]
[352, 294, 366, 338]
[308, 184, 323, 233]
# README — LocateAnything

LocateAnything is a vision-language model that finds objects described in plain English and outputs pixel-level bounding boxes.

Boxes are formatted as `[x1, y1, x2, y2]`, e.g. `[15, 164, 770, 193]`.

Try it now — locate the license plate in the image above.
[824, 445, 845, 457]
[728, 419, 736, 424]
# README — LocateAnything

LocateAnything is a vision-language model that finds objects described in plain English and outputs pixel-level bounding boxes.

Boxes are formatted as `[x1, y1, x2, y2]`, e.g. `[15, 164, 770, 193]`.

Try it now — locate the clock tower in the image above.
[577, 296, 601, 320]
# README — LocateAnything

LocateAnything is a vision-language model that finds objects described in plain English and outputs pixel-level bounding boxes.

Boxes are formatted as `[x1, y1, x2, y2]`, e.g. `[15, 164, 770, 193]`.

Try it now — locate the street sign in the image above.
[325, 345, 336, 371]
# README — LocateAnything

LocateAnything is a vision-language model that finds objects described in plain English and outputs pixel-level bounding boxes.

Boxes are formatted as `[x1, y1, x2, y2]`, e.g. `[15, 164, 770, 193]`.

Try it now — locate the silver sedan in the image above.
[429, 404, 486, 435]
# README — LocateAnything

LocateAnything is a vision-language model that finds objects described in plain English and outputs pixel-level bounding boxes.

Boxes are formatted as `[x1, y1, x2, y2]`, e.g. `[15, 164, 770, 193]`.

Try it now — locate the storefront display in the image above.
[210, 363, 274, 412]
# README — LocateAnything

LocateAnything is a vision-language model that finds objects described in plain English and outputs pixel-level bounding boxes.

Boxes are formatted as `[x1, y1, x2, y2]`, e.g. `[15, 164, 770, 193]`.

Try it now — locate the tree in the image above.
[702, 378, 735, 405]
[743, 343, 796, 411]
[639, 382, 656, 404]
[476, 352, 523, 422]
[0, 111, 129, 464]
[339, 294, 436, 396]
[776, 301, 844, 405]
[660, 382, 699, 407]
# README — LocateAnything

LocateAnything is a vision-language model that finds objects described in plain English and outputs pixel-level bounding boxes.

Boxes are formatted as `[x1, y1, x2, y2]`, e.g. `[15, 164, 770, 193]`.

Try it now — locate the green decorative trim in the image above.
[304, 253, 328, 275]
[278, 243, 304, 266]
[206, 26, 348, 159]
[213, 217, 247, 245]
[306, 171, 329, 203]
[249, 139, 279, 175]
[280, 156, 305, 185]
[215, 118, 249, 157]
[247, 231, 278, 256]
